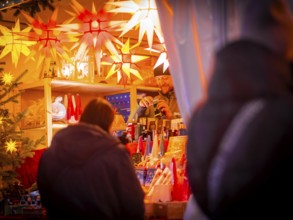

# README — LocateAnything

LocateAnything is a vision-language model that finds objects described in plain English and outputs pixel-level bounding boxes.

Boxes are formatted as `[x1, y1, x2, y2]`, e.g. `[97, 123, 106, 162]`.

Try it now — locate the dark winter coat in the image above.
[37, 122, 145, 220]
[186, 40, 293, 220]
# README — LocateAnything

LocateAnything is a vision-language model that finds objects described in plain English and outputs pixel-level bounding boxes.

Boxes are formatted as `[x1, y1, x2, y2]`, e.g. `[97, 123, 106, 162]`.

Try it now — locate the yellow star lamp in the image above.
[1, 72, 14, 85]
[146, 43, 169, 72]
[5, 139, 17, 154]
[102, 38, 149, 84]
[21, 8, 77, 77]
[57, 0, 124, 75]
[107, 0, 164, 48]
[0, 19, 35, 67]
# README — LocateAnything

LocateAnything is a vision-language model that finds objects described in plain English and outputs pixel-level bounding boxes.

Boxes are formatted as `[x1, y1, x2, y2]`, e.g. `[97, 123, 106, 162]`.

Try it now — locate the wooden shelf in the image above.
[21, 123, 67, 131]
[19, 79, 130, 95]
[19, 78, 159, 146]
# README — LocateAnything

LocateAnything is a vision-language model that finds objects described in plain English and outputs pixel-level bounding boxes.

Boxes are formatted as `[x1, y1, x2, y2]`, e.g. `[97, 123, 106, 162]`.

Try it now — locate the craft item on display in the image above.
[159, 132, 165, 156]
[51, 96, 66, 121]
[151, 131, 159, 159]
[144, 135, 152, 158]
[74, 93, 82, 121]
[167, 135, 188, 158]
[144, 168, 156, 187]
[132, 153, 142, 166]
[66, 93, 76, 124]
[171, 157, 181, 201]
[148, 168, 162, 189]
[146, 167, 172, 202]
[135, 168, 146, 185]
[137, 135, 143, 153]
[131, 135, 143, 165]
[112, 114, 126, 131]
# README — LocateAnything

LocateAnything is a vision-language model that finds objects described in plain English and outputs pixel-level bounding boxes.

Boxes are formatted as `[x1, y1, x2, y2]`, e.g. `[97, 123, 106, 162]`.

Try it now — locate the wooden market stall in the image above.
[0, 0, 193, 219]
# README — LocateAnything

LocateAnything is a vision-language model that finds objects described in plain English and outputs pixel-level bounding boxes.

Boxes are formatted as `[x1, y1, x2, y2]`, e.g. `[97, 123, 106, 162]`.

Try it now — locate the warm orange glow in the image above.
[21, 8, 77, 77]
[57, 0, 123, 75]
[5, 139, 17, 154]
[1, 72, 14, 85]
[107, 0, 164, 48]
[0, 19, 35, 67]
[102, 39, 149, 84]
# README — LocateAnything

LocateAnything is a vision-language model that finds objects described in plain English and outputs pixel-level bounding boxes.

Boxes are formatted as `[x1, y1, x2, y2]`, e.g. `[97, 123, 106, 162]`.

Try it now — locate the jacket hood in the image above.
[208, 40, 292, 101]
[47, 123, 121, 166]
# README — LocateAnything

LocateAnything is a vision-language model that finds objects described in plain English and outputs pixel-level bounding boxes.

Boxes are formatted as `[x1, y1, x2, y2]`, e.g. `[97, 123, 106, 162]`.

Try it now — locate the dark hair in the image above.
[80, 98, 115, 132]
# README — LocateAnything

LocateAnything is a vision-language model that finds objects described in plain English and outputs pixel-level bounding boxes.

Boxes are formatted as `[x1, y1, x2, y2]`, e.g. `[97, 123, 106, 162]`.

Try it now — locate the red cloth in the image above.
[16, 148, 46, 189]
[126, 140, 168, 156]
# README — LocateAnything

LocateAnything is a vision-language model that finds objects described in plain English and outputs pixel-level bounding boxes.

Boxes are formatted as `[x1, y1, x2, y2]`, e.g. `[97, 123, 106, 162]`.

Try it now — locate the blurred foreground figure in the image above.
[186, 0, 293, 219]
[37, 98, 145, 220]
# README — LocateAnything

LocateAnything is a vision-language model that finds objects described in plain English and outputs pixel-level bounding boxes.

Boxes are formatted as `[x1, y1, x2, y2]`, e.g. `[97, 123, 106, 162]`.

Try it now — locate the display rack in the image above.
[19, 78, 158, 147]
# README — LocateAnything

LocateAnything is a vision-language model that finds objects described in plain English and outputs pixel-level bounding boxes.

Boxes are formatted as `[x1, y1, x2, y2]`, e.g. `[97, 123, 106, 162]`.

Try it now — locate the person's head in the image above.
[154, 64, 174, 95]
[80, 97, 115, 133]
[241, 0, 293, 60]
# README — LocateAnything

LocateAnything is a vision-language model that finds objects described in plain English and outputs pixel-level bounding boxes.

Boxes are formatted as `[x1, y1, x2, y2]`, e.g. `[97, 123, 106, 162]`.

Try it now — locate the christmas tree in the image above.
[0, 68, 44, 197]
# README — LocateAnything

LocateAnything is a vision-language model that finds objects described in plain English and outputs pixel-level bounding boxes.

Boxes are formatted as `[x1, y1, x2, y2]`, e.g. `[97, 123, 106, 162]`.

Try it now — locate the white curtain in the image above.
[155, 0, 244, 126]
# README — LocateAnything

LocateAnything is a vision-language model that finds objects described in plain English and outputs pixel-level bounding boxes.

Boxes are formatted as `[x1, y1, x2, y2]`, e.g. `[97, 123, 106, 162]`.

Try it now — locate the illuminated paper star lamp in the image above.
[1, 72, 14, 85]
[107, 0, 164, 48]
[102, 38, 149, 85]
[0, 19, 35, 67]
[21, 8, 77, 77]
[57, 0, 124, 75]
[145, 43, 169, 72]
[5, 139, 17, 154]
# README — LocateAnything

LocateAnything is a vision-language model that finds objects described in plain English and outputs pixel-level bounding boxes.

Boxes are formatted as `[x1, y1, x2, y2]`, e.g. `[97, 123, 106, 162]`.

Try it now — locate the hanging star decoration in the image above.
[0, 19, 35, 67]
[56, 0, 124, 75]
[107, 0, 164, 48]
[20, 8, 77, 78]
[5, 139, 17, 154]
[102, 38, 149, 85]
[145, 43, 169, 72]
[1, 72, 14, 85]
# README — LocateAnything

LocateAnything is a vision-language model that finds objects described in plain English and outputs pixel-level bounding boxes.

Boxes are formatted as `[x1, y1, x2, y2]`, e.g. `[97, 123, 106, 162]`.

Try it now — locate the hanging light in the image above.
[56, 0, 124, 76]
[20, 8, 78, 78]
[0, 19, 35, 67]
[145, 43, 169, 72]
[1, 72, 14, 85]
[107, 0, 164, 48]
[102, 38, 149, 85]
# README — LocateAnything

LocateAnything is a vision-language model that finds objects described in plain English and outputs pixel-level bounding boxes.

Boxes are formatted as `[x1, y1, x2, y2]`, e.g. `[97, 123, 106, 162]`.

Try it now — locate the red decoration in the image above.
[66, 93, 75, 121]
[171, 157, 181, 201]
[74, 93, 82, 121]
[16, 149, 46, 189]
